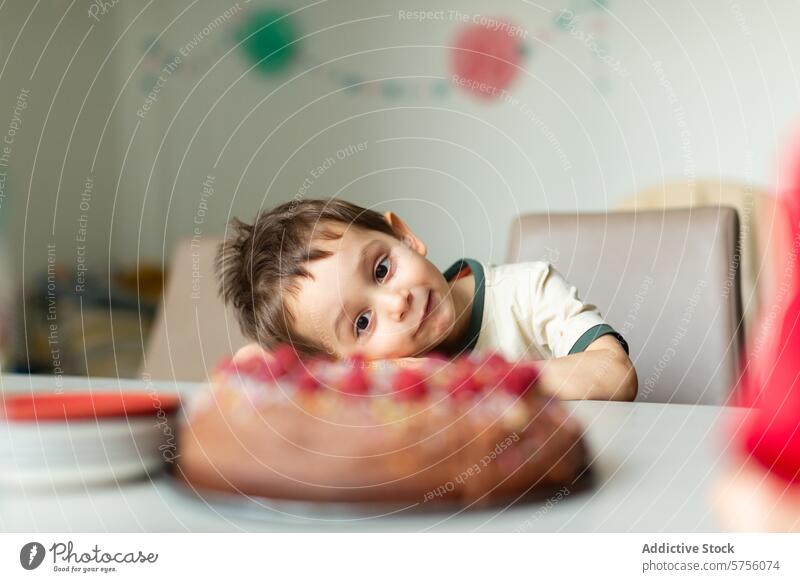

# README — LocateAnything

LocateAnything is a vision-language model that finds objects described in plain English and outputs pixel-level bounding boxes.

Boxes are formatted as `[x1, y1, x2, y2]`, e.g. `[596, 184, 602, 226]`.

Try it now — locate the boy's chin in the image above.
[410, 334, 448, 358]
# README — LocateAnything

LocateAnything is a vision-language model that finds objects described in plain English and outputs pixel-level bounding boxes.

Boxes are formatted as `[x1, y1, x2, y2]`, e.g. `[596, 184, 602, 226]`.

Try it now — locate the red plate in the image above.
[0, 392, 181, 422]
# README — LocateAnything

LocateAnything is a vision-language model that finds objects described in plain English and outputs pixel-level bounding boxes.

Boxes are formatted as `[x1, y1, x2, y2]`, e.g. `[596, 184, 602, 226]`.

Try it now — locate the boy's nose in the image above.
[379, 288, 412, 322]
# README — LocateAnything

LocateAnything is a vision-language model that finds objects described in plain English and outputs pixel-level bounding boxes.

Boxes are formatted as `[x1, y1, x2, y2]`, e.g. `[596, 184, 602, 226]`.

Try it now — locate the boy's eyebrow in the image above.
[332, 239, 382, 344]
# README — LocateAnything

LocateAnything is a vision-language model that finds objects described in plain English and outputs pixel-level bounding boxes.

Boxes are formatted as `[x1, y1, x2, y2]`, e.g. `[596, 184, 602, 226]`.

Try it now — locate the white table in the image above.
[0, 373, 745, 532]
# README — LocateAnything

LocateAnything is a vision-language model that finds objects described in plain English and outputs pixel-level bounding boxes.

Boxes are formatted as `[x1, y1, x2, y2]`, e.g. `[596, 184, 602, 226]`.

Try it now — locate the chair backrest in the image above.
[506, 206, 744, 405]
[617, 180, 787, 335]
[140, 236, 249, 382]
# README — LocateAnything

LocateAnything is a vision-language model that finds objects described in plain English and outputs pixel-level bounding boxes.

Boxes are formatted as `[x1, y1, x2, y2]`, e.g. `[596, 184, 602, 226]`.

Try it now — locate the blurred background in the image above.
[0, 0, 796, 379]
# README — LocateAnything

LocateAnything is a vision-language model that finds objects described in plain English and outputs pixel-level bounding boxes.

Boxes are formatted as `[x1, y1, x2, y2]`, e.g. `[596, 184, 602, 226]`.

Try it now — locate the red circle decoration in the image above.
[450, 19, 524, 100]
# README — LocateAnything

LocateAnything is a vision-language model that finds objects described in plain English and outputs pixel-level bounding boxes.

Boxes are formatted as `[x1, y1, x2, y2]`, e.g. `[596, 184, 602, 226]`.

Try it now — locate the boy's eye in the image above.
[354, 310, 372, 337]
[375, 256, 390, 282]
[354, 256, 389, 338]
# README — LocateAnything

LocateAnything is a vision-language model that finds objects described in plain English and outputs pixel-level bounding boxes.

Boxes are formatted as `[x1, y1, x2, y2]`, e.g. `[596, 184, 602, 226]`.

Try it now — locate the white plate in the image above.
[0, 430, 169, 454]
[1, 445, 170, 466]
[0, 416, 178, 488]
[0, 455, 168, 489]
[2, 416, 169, 437]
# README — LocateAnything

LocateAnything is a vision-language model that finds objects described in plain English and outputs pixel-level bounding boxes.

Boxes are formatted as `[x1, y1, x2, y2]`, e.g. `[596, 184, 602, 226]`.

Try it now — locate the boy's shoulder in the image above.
[482, 259, 554, 285]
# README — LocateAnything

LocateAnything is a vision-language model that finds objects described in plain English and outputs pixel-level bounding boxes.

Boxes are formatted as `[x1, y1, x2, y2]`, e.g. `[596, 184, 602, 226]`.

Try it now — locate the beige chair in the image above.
[506, 206, 745, 405]
[618, 180, 788, 335]
[140, 236, 249, 382]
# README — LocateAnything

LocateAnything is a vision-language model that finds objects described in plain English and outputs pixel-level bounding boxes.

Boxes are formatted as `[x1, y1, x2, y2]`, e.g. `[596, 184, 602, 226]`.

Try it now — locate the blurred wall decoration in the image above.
[235, 8, 300, 75]
[136, 1, 615, 102]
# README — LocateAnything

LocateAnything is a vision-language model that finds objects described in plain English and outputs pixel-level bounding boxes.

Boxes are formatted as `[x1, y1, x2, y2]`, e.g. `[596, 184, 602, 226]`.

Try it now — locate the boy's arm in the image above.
[535, 335, 638, 401]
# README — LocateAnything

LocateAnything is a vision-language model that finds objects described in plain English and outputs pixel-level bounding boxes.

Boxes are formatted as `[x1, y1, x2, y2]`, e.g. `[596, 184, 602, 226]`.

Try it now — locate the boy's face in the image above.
[286, 214, 459, 360]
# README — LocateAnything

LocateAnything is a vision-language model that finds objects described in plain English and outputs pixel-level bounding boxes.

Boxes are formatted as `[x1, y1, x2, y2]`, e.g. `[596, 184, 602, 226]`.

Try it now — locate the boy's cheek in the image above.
[369, 333, 417, 360]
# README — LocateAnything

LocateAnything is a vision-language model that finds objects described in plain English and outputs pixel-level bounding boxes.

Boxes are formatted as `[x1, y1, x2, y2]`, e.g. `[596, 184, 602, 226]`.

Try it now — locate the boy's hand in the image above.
[232, 342, 270, 364]
[385, 356, 430, 370]
[356, 356, 429, 371]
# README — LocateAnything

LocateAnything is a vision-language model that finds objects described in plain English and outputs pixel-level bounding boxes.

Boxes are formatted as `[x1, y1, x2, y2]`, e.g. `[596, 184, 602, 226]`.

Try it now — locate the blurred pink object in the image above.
[716, 124, 800, 531]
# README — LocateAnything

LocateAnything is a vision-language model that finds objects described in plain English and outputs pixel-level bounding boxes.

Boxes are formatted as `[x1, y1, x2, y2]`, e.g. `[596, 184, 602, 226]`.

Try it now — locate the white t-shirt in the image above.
[442, 258, 628, 361]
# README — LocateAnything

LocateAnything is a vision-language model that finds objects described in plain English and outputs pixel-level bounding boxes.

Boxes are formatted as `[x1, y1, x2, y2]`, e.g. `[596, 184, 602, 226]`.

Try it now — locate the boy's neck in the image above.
[433, 271, 475, 356]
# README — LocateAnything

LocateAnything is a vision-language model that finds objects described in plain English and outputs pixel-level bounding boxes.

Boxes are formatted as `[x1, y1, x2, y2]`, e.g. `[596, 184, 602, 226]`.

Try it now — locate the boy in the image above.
[216, 198, 637, 401]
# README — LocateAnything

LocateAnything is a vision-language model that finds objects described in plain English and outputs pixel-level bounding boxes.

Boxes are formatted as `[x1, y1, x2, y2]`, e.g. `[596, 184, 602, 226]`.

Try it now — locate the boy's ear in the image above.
[384, 211, 427, 256]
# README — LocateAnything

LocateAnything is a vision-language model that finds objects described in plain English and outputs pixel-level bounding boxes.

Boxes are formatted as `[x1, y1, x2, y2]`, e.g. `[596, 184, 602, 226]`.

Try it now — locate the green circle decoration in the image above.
[236, 9, 298, 75]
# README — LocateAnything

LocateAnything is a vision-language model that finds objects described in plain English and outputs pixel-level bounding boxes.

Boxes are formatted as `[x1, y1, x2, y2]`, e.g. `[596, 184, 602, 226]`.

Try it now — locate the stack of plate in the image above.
[0, 391, 181, 488]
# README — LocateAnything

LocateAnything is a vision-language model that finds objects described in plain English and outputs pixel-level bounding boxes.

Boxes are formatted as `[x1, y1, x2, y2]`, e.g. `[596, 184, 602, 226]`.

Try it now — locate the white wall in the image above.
[0, 0, 119, 286]
[3, 0, 800, 279]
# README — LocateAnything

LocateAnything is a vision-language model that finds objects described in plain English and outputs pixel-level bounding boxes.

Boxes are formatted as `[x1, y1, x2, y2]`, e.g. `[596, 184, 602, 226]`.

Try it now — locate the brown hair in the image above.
[215, 198, 398, 356]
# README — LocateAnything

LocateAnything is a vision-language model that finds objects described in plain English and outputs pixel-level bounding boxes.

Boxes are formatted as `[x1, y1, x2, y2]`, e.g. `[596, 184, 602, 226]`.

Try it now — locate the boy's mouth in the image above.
[414, 290, 433, 337]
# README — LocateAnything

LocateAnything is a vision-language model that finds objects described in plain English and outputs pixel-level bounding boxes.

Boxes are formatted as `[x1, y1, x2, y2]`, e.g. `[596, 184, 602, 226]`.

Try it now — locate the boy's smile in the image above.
[285, 212, 474, 360]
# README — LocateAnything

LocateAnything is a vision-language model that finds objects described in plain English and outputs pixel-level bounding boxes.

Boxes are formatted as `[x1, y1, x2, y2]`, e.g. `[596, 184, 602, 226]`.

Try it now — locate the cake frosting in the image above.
[175, 346, 590, 506]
